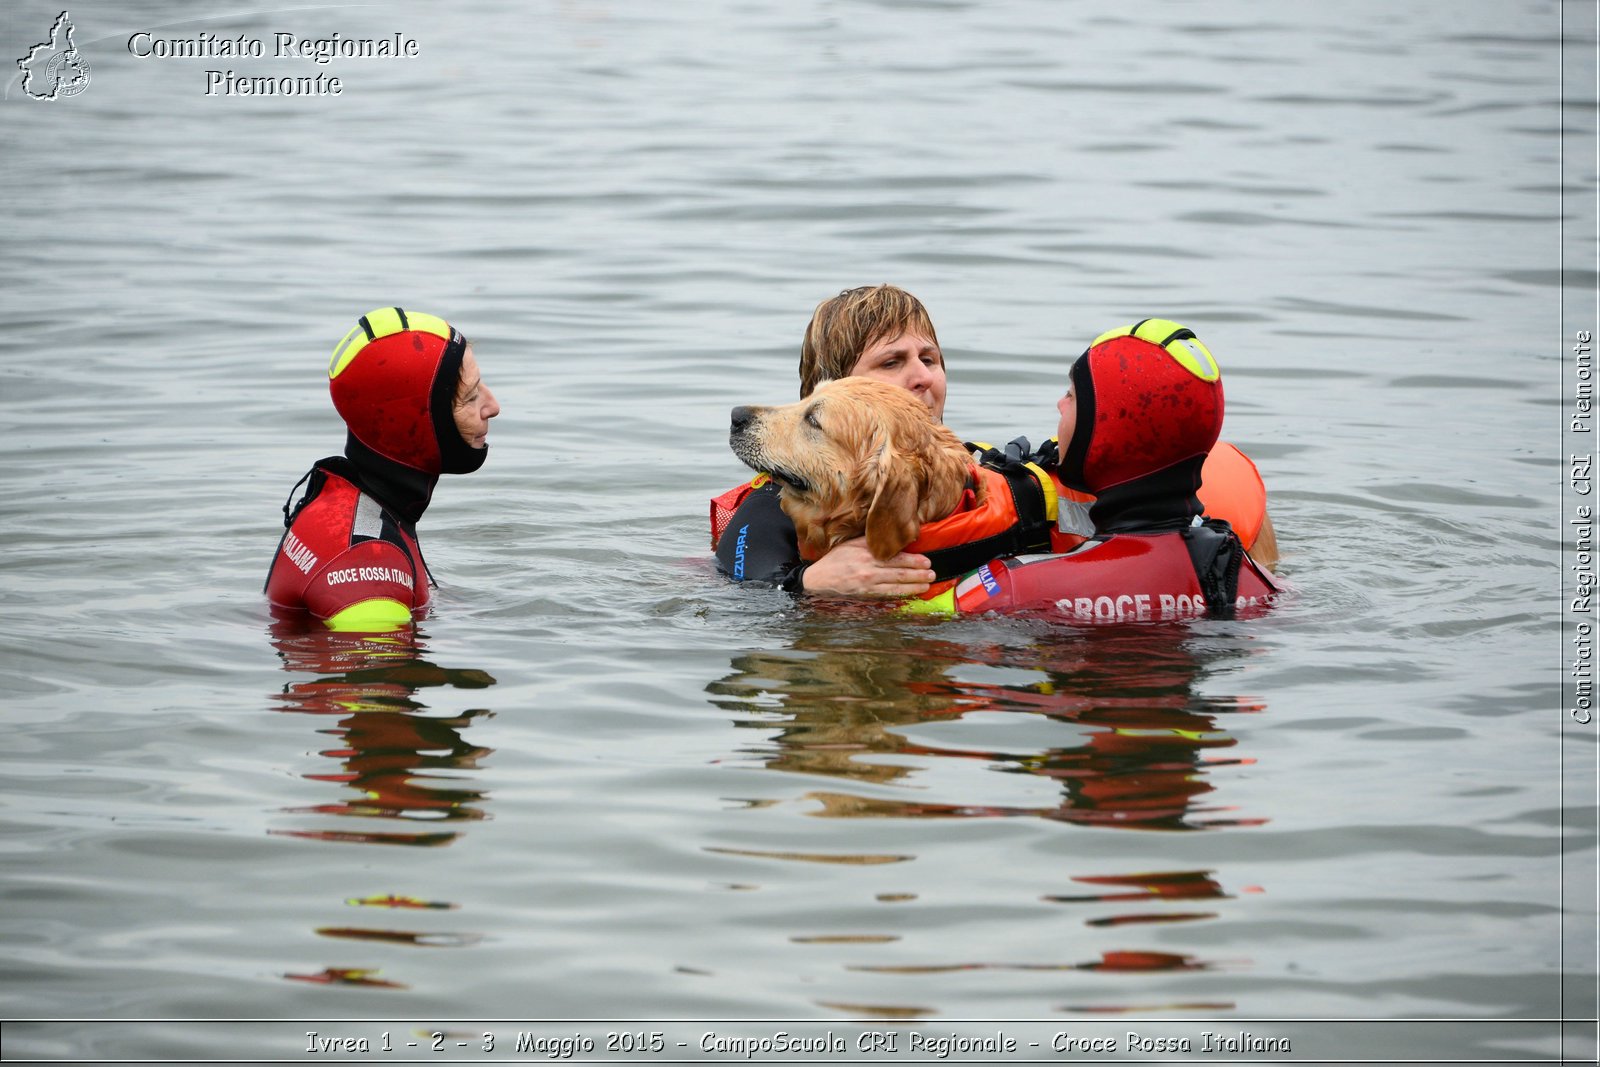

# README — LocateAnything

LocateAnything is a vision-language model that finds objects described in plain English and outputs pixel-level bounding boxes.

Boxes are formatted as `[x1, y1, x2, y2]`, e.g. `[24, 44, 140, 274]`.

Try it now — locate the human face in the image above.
[453, 347, 500, 448]
[848, 330, 947, 422]
[1055, 384, 1076, 449]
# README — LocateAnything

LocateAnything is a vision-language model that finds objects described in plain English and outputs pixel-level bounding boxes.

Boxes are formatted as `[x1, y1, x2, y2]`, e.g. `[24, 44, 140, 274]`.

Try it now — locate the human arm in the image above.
[713, 479, 934, 596]
[799, 537, 935, 598]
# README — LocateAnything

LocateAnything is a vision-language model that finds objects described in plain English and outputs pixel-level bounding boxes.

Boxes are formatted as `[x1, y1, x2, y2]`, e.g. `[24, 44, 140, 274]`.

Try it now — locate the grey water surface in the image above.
[0, 0, 1593, 1061]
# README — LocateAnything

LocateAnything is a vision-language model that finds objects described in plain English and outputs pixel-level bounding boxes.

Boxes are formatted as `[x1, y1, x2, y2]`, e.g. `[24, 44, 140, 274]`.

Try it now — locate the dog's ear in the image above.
[864, 446, 923, 560]
[919, 426, 977, 522]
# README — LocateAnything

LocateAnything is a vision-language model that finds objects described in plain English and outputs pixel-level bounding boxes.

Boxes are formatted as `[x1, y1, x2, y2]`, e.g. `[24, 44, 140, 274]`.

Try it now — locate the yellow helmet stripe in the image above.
[1089, 318, 1219, 382]
[1089, 323, 1136, 347]
[328, 307, 453, 380]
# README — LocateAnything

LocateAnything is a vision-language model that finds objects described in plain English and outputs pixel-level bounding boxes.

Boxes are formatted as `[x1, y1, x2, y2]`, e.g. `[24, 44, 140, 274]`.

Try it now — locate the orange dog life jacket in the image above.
[901, 459, 1059, 579]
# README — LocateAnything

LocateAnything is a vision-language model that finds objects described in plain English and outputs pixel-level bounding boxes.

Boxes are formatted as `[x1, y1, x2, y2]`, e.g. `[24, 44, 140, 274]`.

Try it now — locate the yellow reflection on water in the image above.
[267, 620, 497, 990]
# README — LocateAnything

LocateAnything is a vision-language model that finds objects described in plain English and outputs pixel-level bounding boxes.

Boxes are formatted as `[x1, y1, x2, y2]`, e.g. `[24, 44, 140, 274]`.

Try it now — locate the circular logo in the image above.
[45, 49, 91, 98]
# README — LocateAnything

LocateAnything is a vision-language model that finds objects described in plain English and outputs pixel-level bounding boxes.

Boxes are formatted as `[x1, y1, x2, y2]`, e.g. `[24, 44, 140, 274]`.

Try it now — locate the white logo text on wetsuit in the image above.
[282, 532, 319, 575]
[1056, 592, 1273, 620]
[325, 565, 414, 590]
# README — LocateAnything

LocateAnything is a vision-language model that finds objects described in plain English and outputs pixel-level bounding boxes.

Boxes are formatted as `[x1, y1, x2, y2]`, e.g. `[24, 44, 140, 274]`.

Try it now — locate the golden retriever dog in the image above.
[728, 376, 1281, 574]
[728, 377, 976, 562]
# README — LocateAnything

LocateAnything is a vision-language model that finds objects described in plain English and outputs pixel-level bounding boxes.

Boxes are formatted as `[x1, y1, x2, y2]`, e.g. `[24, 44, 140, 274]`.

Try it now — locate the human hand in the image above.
[800, 537, 935, 598]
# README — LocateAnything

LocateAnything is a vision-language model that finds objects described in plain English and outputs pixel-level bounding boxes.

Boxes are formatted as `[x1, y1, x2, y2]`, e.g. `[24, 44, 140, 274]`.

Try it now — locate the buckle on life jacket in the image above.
[1181, 517, 1244, 619]
[968, 437, 1058, 527]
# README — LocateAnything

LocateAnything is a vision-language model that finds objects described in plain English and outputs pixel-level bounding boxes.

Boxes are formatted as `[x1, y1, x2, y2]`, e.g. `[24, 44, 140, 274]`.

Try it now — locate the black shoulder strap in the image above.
[1181, 518, 1245, 619]
[281, 466, 326, 529]
[265, 461, 336, 593]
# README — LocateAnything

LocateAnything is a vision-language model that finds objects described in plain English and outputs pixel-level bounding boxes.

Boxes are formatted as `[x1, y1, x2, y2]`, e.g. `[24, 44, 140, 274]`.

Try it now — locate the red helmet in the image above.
[327, 307, 485, 476]
[1058, 319, 1223, 496]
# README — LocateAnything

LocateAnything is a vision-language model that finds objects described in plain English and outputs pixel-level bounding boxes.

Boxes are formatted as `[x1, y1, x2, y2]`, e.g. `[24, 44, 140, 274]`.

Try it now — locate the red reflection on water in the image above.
[1050, 870, 1230, 903]
[345, 894, 457, 910]
[710, 629, 1268, 1005]
[1083, 950, 1212, 972]
[269, 622, 496, 843]
[283, 967, 406, 989]
[315, 927, 482, 947]
[267, 621, 499, 992]
[1047, 870, 1236, 927]
[1085, 911, 1217, 927]
[709, 626, 1270, 833]
[849, 951, 1216, 975]
[270, 828, 458, 847]
[815, 1000, 933, 1018]
[1062, 1001, 1236, 1014]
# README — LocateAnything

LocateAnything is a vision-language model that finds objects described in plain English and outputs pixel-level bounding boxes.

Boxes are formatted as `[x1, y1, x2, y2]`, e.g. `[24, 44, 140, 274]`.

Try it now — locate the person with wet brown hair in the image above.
[713, 285, 947, 596]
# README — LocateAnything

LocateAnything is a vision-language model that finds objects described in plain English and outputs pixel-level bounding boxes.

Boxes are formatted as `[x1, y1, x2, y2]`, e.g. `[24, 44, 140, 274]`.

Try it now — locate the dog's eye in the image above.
[804, 409, 822, 430]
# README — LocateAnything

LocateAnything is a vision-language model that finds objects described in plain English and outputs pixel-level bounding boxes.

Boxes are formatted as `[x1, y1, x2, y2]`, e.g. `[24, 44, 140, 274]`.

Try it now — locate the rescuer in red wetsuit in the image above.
[265, 307, 501, 630]
[908, 319, 1279, 620]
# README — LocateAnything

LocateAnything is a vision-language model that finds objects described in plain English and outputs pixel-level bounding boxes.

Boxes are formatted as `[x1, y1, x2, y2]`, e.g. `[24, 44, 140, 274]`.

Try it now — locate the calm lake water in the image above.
[2, 0, 1595, 1062]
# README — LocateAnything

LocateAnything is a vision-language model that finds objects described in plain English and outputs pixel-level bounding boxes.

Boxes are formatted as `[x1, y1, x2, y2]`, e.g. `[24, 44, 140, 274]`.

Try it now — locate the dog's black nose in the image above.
[730, 406, 754, 434]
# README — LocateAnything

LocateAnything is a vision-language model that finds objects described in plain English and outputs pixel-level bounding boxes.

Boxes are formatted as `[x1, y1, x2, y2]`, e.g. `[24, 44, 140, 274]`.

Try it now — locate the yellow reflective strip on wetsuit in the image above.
[901, 587, 957, 616]
[324, 597, 414, 632]
[1023, 461, 1058, 522]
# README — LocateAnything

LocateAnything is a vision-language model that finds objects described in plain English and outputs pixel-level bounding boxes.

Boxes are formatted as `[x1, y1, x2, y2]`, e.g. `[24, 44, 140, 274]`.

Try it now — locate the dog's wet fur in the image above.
[729, 378, 976, 561]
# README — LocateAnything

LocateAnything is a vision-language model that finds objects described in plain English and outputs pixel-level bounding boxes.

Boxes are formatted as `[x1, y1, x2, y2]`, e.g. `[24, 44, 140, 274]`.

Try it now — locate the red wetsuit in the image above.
[265, 460, 430, 624]
[911, 526, 1280, 621]
[908, 318, 1282, 622]
[265, 307, 490, 629]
